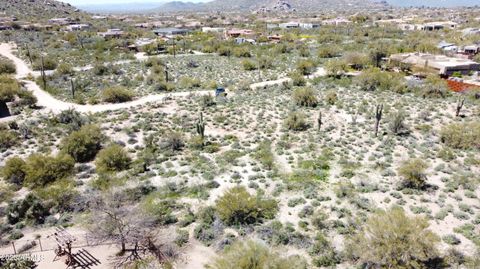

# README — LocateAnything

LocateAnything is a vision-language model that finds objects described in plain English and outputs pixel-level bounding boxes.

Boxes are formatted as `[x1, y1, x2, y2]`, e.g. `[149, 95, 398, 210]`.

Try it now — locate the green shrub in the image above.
[285, 111, 308, 131]
[355, 68, 406, 93]
[33, 57, 57, 71]
[242, 59, 257, 71]
[24, 154, 75, 188]
[0, 129, 18, 150]
[388, 110, 408, 135]
[0, 75, 20, 102]
[347, 207, 439, 268]
[2, 157, 26, 186]
[208, 239, 306, 269]
[325, 91, 338, 105]
[6, 194, 49, 224]
[440, 122, 480, 150]
[60, 124, 104, 162]
[215, 186, 277, 225]
[253, 142, 274, 170]
[102, 87, 133, 103]
[0, 58, 15, 74]
[289, 72, 306, 86]
[95, 144, 131, 173]
[233, 47, 251, 58]
[293, 87, 318, 107]
[398, 158, 429, 189]
[296, 59, 316, 75]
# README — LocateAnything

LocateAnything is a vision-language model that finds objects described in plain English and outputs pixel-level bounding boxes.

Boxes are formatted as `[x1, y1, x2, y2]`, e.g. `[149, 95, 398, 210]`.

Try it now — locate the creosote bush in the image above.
[2, 156, 26, 186]
[347, 207, 439, 268]
[208, 239, 306, 269]
[215, 186, 278, 225]
[60, 125, 104, 162]
[0, 58, 15, 74]
[24, 154, 75, 188]
[293, 87, 318, 107]
[440, 121, 480, 150]
[102, 87, 133, 103]
[95, 144, 131, 173]
[398, 158, 429, 189]
[285, 111, 309, 131]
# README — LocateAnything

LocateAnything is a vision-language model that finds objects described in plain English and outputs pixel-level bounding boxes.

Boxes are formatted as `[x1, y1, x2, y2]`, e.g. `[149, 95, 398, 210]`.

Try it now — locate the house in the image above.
[279, 22, 299, 29]
[98, 29, 124, 39]
[92, 16, 107, 20]
[235, 38, 256, 45]
[322, 18, 351, 26]
[421, 21, 457, 31]
[153, 28, 189, 37]
[462, 45, 480, 56]
[48, 18, 72, 25]
[202, 27, 225, 33]
[437, 41, 458, 53]
[65, 24, 90, 31]
[300, 23, 320, 29]
[390, 52, 480, 76]
[226, 29, 254, 38]
[462, 28, 480, 36]
[128, 38, 156, 52]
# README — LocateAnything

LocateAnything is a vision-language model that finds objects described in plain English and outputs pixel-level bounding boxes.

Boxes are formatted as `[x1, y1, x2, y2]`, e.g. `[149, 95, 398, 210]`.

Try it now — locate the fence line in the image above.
[0, 233, 114, 256]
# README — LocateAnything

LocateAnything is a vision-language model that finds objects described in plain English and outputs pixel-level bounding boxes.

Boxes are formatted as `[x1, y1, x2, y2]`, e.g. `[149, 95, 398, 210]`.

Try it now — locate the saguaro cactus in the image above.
[456, 97, 465, 117]
[317, 111, 322, 131]
[40, 55, 47, 90]
[196, 112, 205, 139]
[70, 78, 75, 98]
[374, 104, 383, 137]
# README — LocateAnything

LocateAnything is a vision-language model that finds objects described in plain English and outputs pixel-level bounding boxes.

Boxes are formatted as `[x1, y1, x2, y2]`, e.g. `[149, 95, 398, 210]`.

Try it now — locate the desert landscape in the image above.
[0, 0, 479, 268]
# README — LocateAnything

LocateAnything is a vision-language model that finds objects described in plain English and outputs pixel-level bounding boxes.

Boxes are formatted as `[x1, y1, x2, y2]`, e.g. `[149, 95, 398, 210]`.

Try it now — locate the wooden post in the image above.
[38, 239, 43, 251]
[12, 242, 16, 254]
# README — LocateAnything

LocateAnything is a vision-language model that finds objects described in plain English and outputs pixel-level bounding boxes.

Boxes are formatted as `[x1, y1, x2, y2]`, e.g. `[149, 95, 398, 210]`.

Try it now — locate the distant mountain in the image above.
[77, 2, 164, 13]
[154, 0, 388, 12]
[158, 1, 203, 12]
[0, 0, 83, 20]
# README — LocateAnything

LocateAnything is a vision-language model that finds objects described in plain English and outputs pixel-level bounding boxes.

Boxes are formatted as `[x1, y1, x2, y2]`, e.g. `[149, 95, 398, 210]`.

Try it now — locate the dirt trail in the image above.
[0, 42, 326, 115]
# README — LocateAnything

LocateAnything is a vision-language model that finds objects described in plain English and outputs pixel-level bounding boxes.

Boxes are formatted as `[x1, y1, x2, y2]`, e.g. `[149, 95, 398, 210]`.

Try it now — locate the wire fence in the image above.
[0, 233, 100, 256]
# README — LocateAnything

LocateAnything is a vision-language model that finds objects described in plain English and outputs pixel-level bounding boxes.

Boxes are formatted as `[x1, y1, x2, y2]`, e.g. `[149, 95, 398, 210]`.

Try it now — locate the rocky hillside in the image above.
[155, 0, 389, 13]
[0, 0, 83, 21]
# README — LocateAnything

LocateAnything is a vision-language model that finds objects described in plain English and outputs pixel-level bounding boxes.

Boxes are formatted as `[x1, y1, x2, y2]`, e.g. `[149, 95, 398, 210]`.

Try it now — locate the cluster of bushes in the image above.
[215, 186, 277, 225]
[60, 124, 105, 162]
[102, 87, 133, 103]
[32, 57, 57, 71]
[2, 154, 74, 188]
[6, 194, 49, 225]
[208, 239, 306, 269]
[355, 68, 406, 93]
[440, 121, 480, 150]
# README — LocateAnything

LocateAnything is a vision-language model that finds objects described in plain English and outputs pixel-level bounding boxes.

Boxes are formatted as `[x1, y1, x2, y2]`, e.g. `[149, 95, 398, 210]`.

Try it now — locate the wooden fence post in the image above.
[11, 242, 16, 255]
[38, 239, 43, 251]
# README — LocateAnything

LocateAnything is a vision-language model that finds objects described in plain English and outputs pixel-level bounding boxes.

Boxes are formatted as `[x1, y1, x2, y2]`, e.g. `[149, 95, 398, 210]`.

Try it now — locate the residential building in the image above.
[98, 29, 124, 39]
[153, 28, 189, 37]
[65, 24, 90, 31]
[390, 52, 480, 76]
